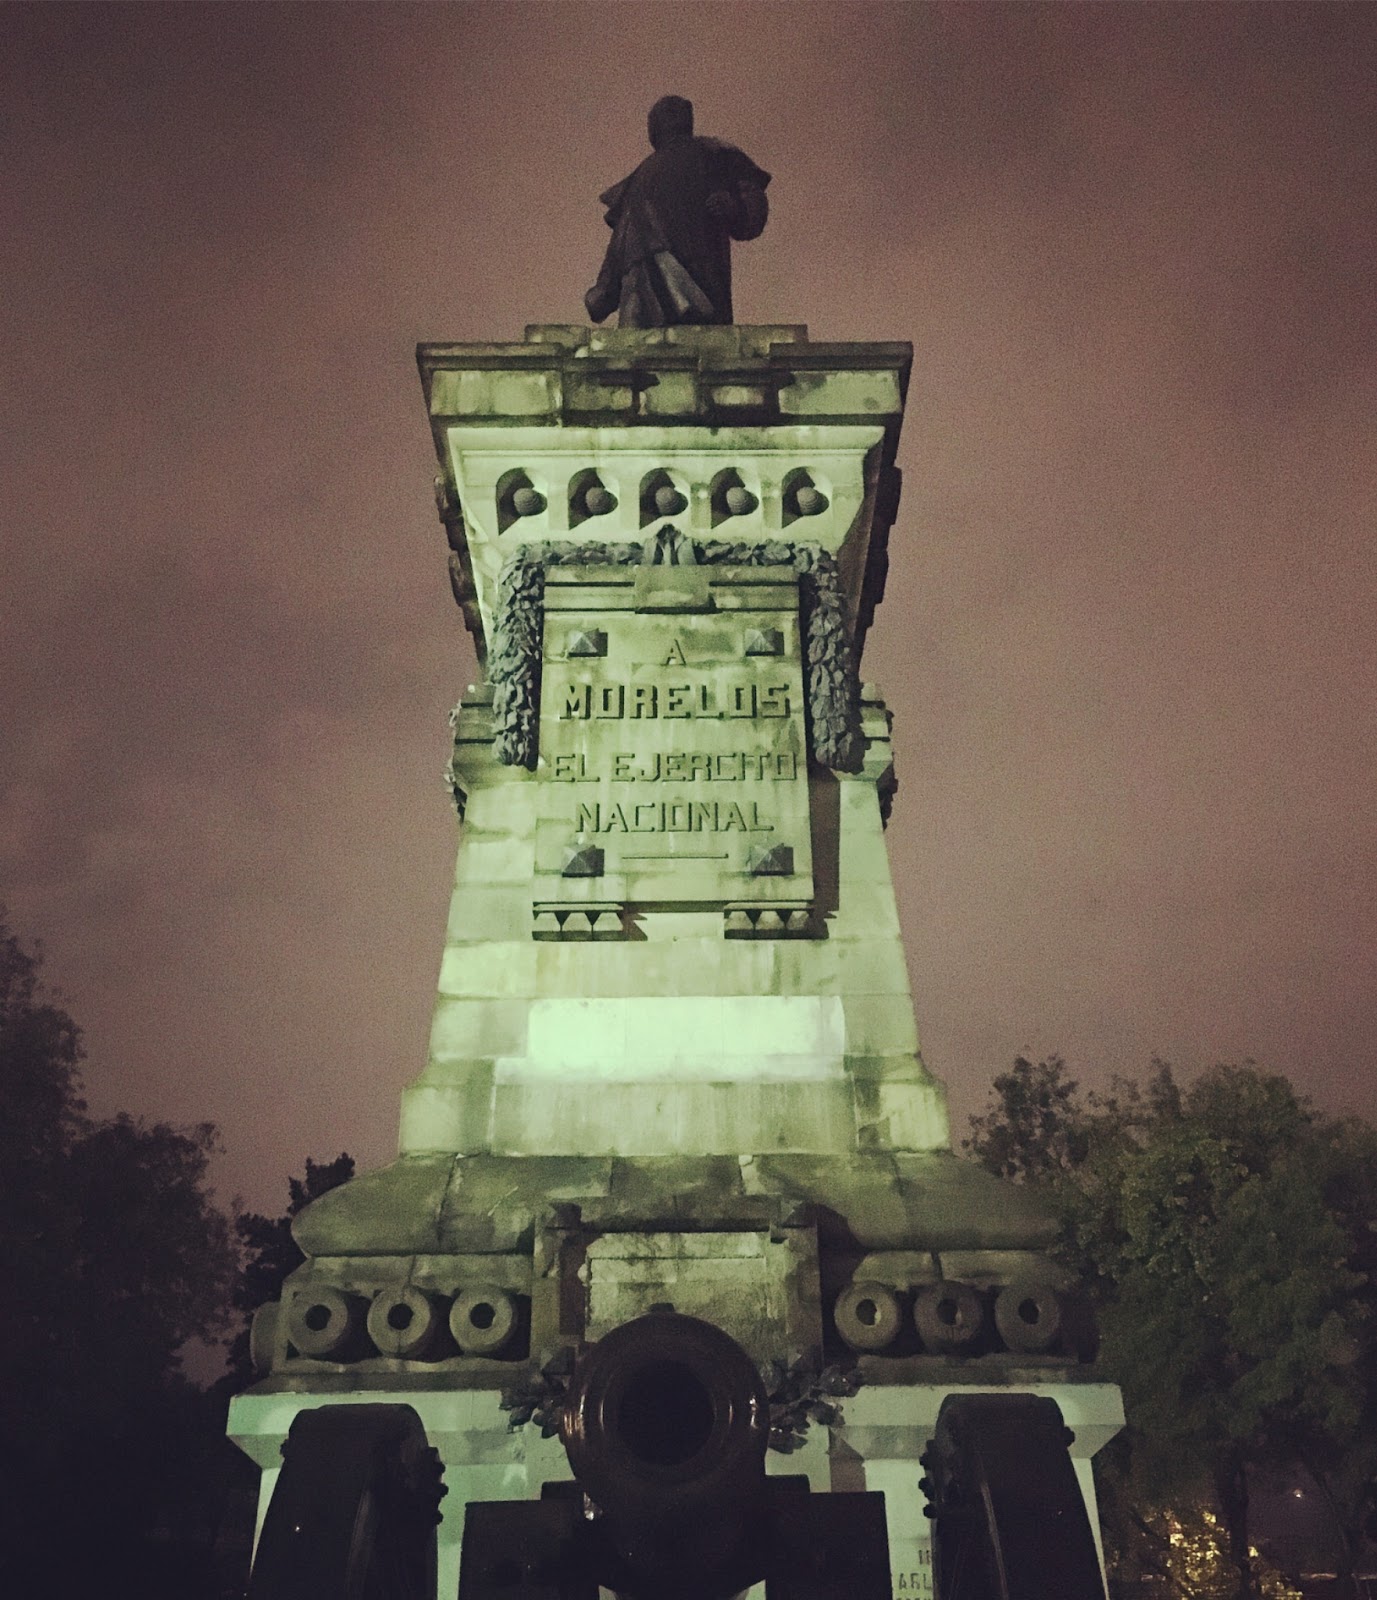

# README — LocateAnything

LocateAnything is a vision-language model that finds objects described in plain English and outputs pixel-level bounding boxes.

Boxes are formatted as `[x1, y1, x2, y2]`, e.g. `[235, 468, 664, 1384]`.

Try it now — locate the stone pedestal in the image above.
[407, 323, 945, 1165]
[228, 325, 1122, 1599]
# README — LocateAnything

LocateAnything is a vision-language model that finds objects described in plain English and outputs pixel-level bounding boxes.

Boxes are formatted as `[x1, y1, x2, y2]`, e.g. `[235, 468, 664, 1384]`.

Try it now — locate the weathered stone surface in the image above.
[489, 549, 860, 773]
[402, 636, 950, 1163]
[293, 1148, 1054, 1262]
[535, 568, 815, 902]
[418, 326, 909, 656]
[581, 1229, 806, 1365]
[745, 1153, 1059, 1252]
[292, 1156, 455, 1256]
[262, 330, 1076, 1395]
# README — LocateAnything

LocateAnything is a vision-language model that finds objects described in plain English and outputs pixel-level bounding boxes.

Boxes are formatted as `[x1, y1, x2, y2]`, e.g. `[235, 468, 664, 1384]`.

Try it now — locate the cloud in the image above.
[2, 2, 1374, 1209]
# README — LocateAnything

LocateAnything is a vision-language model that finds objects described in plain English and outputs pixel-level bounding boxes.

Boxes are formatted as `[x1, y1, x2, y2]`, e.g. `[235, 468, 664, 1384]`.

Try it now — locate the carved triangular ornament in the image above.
[566, 630, 607, 658]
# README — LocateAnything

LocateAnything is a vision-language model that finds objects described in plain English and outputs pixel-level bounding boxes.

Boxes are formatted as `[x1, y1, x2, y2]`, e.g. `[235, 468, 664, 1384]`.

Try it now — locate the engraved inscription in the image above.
[896, 1547, 934, 1600]
[559, 682, 790, 720]
[551, 751, 797, 783]
[535, 585, 813, 904]
[573, 801, 774, 835]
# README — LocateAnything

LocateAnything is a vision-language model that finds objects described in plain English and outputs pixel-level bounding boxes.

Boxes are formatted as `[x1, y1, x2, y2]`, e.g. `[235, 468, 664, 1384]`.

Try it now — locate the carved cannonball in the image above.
[584, 485, 616, 517]
[834, 1281, 903, 1352]
[511, 485, 545, 517]
[286, 1285, 366, 1359]
[794, 485, 827, 516]
[249, 1301, 281, 1375]
[993, 1280, 1064, 1354]
[449, 1284, 518, 1356]
[654, 484, 687, 516]
[724, 484, 756, 516]
[913, 1281, 985, 1355]
[367, 1286, 444, 1359]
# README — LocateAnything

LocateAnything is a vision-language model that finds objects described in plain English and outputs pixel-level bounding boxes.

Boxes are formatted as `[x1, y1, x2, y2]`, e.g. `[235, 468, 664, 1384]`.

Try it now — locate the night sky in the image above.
[3, 2, 1374, 1219]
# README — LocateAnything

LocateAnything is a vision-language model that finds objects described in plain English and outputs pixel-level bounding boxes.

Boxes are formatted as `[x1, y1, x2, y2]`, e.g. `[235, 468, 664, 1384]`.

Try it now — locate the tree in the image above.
[966, 1058, 1377, 1600]
[225, 1151, 355, 1388]
[965, 1054, 1094, 1181]
[966, 1053, 1180, 1186]
[0, 914, 241, 1595]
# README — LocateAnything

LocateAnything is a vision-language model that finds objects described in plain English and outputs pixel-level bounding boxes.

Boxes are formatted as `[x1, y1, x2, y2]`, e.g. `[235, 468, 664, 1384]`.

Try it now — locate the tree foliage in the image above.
[0, 915, 241, 1594]
[965, 1053, 1095, 1181]
[225, 1151, 354, 1387]
[966, 1057, 1377, 1600]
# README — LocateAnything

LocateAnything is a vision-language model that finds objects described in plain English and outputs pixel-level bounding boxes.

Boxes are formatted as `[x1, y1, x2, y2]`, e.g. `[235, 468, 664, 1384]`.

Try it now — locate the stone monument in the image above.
[227, 200, 1123, 1600]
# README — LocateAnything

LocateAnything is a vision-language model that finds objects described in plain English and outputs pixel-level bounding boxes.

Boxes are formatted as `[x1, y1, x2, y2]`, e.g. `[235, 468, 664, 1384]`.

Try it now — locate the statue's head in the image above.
[648, 95, 694, 150]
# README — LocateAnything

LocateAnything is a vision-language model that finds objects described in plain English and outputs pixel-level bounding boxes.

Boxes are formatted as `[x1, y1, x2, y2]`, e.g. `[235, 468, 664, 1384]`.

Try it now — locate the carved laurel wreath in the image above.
[499, 1345, 860, 1454]
[484, 537, 862, 773]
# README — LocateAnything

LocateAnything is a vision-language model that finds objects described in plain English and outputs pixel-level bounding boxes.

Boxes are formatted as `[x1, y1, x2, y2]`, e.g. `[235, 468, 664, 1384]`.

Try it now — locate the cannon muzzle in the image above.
[459, 1311, 889, 1600]
[559, 1310, 769, 1595]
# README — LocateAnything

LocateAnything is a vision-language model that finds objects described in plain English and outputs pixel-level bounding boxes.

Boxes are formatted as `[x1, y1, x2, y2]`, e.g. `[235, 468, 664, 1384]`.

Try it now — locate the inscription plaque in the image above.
[534, 567, 814, 912]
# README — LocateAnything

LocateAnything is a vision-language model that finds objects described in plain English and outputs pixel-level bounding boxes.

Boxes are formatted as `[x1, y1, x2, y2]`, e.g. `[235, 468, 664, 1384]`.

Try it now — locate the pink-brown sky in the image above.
[3, 2, 1374, 1217]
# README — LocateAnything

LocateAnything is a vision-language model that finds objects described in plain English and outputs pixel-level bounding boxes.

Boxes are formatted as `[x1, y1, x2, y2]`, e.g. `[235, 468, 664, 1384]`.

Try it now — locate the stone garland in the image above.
[762, 1351, 862, 1453]
[489, 554, 547, 767]
[500, 1343, 575, 1439]
[484, 538, 863, 772]
[499, 1345, 860, 1453]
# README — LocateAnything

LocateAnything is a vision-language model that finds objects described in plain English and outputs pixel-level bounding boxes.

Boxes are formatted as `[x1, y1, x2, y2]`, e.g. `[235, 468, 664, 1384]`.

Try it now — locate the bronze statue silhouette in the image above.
[585, 96, 771, 329]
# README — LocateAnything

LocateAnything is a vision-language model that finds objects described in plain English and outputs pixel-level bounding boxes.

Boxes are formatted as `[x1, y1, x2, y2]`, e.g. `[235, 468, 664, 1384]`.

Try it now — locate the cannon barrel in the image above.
[459, 1311, 890, 1600]
[559, 1310, 770, 1597]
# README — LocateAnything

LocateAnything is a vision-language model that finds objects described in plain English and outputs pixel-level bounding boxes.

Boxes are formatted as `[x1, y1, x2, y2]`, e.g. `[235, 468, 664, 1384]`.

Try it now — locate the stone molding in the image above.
[483, 538, 860, 774]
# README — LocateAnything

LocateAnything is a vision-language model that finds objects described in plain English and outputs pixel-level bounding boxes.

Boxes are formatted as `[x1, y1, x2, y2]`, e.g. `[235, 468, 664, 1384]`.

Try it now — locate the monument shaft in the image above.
[411, 325, 943, 1162]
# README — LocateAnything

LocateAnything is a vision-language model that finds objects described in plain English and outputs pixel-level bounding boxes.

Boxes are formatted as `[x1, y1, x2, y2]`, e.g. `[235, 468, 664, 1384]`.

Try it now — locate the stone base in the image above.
[228, 1376, 1123, 1600]
[292, 1150, 1060, 1260]
[409, 683, 952, 1162]
[231, 326, 1125, 1596]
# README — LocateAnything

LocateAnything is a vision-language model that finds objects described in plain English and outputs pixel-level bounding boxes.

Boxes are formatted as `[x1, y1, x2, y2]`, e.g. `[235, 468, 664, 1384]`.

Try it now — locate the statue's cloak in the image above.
[587, 136, 771, 327]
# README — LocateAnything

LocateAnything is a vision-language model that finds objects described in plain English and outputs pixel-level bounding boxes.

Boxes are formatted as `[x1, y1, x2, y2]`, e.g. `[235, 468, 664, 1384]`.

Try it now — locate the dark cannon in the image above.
[246, 1403, 447, 1600]
[460, 1310, 891, 1600]
[240, 1320, 1108, 1600]
[921, 1393, 1107, 1600]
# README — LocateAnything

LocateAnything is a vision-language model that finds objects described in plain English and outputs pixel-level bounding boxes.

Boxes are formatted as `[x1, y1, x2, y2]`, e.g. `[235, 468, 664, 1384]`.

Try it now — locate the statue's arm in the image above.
[727, 182, 768, 242]
[586, 184, 632, 323]
[585, 247, 621, 323]
[702, 142, 770, 242]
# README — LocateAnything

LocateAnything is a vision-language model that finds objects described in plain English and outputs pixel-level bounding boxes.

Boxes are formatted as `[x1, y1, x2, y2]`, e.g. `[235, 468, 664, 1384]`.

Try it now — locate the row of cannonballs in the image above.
[833, 1279, 1076, 1357]
[284, 1275, 1075, 1365]
[285, 1282, 521, 1362]
[505, 473, 829, 522]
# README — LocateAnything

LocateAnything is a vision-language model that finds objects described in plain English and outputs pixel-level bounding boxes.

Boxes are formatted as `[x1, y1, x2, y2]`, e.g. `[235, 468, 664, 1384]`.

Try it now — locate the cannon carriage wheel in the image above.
[920, 1393, 1105, 1600]
[248, 1404, 446, 1600]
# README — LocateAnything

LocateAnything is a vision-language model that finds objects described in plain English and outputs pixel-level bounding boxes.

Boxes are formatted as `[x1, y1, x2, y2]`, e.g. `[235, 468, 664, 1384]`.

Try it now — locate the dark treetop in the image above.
[585, 96, 771, 329]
